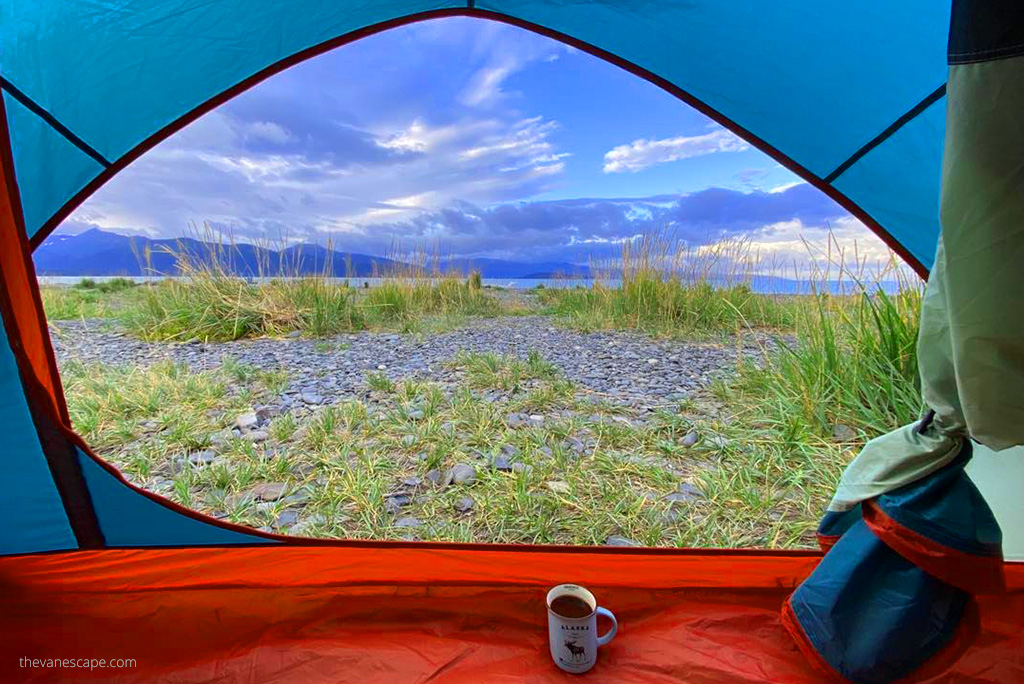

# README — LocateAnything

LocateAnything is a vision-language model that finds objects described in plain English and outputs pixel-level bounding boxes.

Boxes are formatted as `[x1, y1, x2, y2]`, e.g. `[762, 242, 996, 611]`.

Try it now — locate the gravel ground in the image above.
[50, 316, 771, 410]
[52, 316, 815, 546]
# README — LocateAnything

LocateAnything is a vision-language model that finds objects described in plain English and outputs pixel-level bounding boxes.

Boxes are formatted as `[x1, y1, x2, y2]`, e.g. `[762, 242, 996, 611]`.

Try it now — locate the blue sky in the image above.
[60, 17, 890, 268]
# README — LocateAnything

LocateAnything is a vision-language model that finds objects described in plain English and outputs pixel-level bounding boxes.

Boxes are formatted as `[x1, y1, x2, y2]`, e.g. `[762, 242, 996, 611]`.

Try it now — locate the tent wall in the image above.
[0, 320, 76, 554]
[968, 447, 1024, 561]
[76, 448, 273, 547]
[2, 1, 949, 273]
[0, 94, 76, 554]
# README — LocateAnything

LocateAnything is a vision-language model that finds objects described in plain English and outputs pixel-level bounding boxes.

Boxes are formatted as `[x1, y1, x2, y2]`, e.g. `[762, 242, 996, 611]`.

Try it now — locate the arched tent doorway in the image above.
[1, 2, 1022, 682]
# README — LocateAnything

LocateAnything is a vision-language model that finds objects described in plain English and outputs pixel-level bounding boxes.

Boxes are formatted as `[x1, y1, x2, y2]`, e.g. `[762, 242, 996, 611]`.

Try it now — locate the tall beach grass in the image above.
[538, 233, 797, 337]
[120, 231, 515, 341]
[734, 239, 923, 438]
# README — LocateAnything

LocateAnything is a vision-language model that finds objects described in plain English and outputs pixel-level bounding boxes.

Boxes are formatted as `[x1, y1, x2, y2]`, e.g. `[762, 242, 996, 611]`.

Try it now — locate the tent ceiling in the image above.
[1, 1, 950, 272]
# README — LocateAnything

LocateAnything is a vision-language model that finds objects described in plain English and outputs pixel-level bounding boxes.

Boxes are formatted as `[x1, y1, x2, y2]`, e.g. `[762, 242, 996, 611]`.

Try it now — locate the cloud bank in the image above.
[603, 129, 750, 173]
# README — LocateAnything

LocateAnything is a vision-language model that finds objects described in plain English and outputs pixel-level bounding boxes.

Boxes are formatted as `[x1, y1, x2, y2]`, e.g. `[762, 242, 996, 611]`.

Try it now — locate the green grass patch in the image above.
[706, 266, 923, 541]
[540, 279, 795, 337]
[538, 232, 796, 337]
[41, 284, 140, 320]
[734, 284, 921, 440]
[75, 277, 138, 293]
[363, 278, 505, 324]
[121, 276, 367, 341]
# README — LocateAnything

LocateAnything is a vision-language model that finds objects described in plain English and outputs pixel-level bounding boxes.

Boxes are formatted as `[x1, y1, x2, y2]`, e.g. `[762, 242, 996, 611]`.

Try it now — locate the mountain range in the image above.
[32, 229, 592, 279]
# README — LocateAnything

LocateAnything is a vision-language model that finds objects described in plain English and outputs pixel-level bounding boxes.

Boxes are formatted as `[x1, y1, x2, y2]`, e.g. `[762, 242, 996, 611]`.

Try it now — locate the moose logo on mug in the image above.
[546, 584, 617, 673]
[564, 640, 587, 662]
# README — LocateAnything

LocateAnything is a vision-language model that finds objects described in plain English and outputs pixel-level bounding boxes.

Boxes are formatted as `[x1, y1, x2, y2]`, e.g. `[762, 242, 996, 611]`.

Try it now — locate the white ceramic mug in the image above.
[546, 584, 617, 673]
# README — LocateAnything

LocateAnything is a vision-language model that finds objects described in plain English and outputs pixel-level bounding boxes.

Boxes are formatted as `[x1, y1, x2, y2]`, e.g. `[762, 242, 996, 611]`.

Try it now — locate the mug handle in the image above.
[595, 607, 618, 646]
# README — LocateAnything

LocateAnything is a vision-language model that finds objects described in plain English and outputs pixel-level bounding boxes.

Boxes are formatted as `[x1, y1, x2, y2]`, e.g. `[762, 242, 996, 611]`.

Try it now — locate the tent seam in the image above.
[0, 76, 112, 169]
[823, 83, 946, 184]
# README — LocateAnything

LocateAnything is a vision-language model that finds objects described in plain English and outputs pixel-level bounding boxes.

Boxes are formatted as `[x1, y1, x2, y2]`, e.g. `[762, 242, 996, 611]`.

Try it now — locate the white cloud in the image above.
[769, 181, 804, 194]
[457, 26, 565, 108]
[698, 216, 907, 277]
[244, 121, 293, 145]
[67, 105, 570, 247]
[603, 128, 750, 173]
[463, 117, 570, 174]
[459, 60, 518, 107]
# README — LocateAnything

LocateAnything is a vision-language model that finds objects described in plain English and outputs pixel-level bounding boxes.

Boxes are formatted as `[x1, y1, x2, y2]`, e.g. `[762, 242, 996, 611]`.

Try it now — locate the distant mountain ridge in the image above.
[33, 229, 592, 279]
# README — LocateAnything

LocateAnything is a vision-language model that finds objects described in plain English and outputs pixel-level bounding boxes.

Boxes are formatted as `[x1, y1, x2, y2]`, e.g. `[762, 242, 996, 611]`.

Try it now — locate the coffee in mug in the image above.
[546, 584, 617, 673]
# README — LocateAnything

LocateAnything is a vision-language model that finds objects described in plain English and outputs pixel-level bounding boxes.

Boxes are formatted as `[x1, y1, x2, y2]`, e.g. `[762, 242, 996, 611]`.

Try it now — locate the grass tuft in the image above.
[539, 232, 795, 338]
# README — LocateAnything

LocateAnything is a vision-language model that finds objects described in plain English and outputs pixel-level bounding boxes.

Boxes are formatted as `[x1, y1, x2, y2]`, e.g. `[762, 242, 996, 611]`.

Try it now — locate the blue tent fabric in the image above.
[1, 91, 105, 240]
[0, 1, 950, 271]
[0, 318, 77, 555]
[76, 450, 274, 548]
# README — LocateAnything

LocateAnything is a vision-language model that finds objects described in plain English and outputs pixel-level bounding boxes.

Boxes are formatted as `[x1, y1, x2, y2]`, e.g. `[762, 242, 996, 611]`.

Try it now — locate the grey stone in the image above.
[250, 482, 287, 501]
[505, 413, 528, 428]
[665, 483, 705, 506]
[563, 437, 586, 453]
[659, 509, 684, 525]
[680, 431, 699, 447]
[187, 450, 216, 467]
[234, 412, 258, 430]
[407, 409, 425, 421]
[491, 455, 513, 472]
[394, 516, 421, 528]
[225, 491, 254, 508]
[677, 482, 705, 499]
[511, 462, 534, 475]
[425, 469, 443, 485]
[280, 488, 311, 506]
[454, 496, 475, 513]
[243, 430, 268, 443]
[447, 463, 476, 485]
[301, 392, 324, 405]
[401, 435, 417, 448]
[832, 424, 857, 442]
[385, 494, 411, 514]
[605, 535, 641, 547]
[291, 463, 316, 479]
[402, 476, 423, 488]
[289, 516, 325, 536]
[500, 444, 521, 458]
[275, 509, 300, 527]
[209, 430, 233, 447]
[287, 331, 302, 339]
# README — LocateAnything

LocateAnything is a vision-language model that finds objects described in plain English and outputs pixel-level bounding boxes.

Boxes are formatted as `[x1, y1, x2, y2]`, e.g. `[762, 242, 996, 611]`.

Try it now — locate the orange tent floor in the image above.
[1, 545, 1022, 683]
